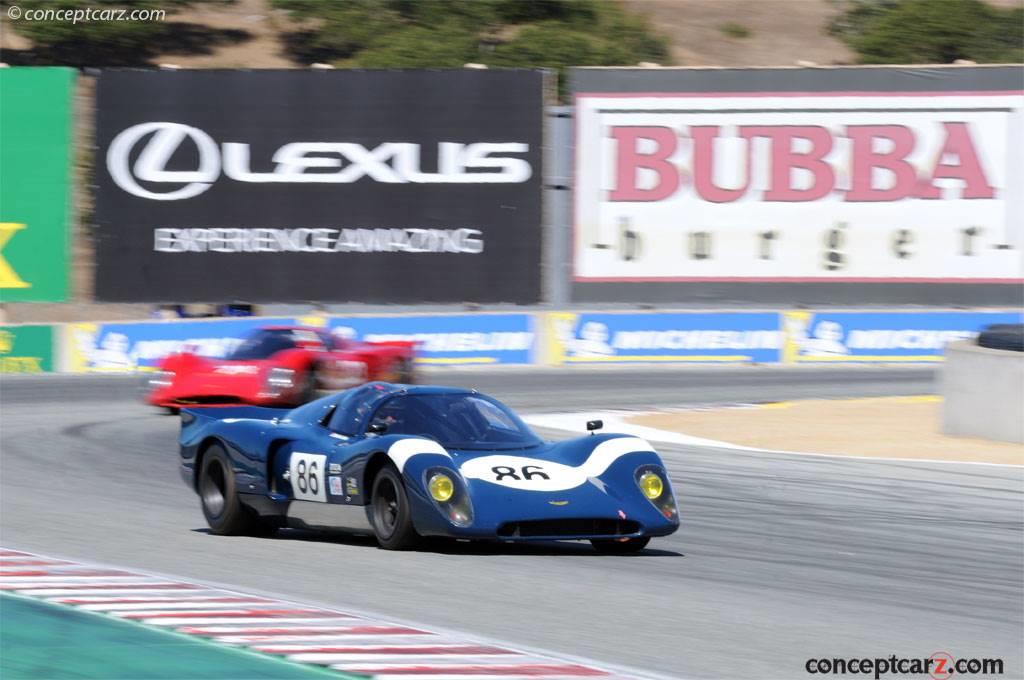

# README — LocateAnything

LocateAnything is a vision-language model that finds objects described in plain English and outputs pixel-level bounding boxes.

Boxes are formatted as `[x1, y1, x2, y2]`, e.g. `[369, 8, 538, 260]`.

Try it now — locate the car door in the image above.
[276, 430, 368, 506]
[276, 425, 376, 532]
[274, 429, 337, 505]
[281, 382, 387, 501]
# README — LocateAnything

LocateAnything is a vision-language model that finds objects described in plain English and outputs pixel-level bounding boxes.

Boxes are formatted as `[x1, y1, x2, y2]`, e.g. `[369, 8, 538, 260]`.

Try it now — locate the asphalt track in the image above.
[2, 367, 1022, 679]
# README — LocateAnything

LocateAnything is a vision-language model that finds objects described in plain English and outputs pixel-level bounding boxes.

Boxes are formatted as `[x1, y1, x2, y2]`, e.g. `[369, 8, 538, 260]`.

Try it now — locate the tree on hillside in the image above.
[2, 0, 669, 77]
[274, 0, 670, 93]
[829, 0, 1023, 64]
[0, 0, 249, 66]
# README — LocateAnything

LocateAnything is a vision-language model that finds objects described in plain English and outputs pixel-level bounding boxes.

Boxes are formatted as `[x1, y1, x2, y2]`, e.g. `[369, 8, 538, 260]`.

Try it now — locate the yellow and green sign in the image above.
[0, 67, 74, 302]
[0, 325, 54, 373]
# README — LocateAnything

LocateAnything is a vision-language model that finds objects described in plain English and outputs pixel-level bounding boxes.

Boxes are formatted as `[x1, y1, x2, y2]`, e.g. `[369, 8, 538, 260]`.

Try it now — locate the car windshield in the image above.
[370, 393, 542, 450]
[329, 383, 390, 435]
[228, 329, 297, 360]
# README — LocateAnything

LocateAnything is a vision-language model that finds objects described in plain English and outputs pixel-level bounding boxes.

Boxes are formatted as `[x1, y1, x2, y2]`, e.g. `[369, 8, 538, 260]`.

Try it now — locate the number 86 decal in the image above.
[492, 465, 550, 482]
[295, 459, 320, 495]
[290, 452, 327, 502]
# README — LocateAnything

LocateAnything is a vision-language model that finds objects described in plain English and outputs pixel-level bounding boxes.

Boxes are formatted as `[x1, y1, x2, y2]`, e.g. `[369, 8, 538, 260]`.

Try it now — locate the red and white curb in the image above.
[0, 548, 650, 679]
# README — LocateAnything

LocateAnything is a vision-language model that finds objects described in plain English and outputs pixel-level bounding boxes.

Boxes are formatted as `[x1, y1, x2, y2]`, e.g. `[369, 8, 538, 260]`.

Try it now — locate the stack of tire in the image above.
[976, 324, 1024, 352]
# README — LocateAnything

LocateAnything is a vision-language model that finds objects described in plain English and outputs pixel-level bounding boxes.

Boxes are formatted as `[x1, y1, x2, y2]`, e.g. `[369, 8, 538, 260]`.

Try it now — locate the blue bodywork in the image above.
[179, 383, 680, 541]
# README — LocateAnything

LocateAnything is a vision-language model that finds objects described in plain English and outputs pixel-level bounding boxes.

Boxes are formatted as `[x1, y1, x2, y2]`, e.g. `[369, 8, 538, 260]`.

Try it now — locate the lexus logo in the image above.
[106, 122, 533, 201]
[107, 123, 219, 201]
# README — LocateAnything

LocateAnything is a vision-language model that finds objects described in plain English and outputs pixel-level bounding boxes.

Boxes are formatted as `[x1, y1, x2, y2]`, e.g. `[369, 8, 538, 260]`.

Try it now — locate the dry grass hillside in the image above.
[623, 0, 855, 66]
[0, 0, 882, 71]
[142, 0, 298, 68]
[124, 0, 1023, 70]
[629, 0, 1021, 68]
[133, 0, 858, 68]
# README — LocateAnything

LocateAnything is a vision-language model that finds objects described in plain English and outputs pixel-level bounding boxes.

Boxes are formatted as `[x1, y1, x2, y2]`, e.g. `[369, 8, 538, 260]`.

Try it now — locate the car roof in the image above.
[290, 382, 479, 432]
[363, 382, 476, 397]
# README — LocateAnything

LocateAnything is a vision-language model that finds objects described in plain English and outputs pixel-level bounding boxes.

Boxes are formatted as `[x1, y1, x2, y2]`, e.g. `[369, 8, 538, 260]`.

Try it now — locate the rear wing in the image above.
[181, 405, 291, 428]
[179, 404, 293, 452]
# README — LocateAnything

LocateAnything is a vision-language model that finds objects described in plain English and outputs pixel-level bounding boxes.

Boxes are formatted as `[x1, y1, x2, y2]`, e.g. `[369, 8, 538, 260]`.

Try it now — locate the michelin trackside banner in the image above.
[545, 312, 781, 364]
[64, 314, 535, 371]
[93, 70, 544, 304]
[781, 310, 1024, 363]
[316, 313, 534, 365]
[66, 318, 296, 372]
[55, 310, 1022, 371]
[572, 67, 1023, 289]
[542, 310, 1022, 365]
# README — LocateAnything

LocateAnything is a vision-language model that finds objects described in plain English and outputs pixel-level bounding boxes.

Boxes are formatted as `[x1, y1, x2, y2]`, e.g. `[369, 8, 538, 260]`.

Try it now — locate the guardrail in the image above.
[2, 309, 1020, 374]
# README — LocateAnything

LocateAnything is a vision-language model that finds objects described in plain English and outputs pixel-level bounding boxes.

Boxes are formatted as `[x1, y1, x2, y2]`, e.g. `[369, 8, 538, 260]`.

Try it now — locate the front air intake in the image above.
[496, 518, 641, 539]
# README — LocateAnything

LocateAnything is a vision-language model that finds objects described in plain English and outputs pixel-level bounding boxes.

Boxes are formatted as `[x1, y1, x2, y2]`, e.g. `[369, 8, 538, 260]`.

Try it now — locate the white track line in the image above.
[8, 585, 206, 596]
[77, 599, 276, 611]
[218, 634, 439, 645]
[55, 594, 266, 605]
[113, 607, 338, 619]
[287, 651, 530, 664]
[180, 623, 414, 635]
[0, 576, 177, 586]
[139, 616, 363, 626]
[333, 662, 611, 677]
[257, 643, 510, 654]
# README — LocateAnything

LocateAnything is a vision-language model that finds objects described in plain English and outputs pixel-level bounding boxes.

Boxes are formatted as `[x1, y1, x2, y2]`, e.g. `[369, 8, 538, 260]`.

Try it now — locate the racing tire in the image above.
[590, 537, 651, 554]
[199, 444, 273, 536]
[369, 464, 420, 550]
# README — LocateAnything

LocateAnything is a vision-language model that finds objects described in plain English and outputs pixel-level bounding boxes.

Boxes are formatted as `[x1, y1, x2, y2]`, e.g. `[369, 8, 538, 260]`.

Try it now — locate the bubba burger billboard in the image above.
[93, 70, 544, 303]
[574, 84, 1024, 282]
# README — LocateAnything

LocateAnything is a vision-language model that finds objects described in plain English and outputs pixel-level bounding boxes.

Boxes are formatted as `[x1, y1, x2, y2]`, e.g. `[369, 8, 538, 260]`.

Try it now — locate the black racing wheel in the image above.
[369, 464, 420, 550]
[199, 444, 273, 536]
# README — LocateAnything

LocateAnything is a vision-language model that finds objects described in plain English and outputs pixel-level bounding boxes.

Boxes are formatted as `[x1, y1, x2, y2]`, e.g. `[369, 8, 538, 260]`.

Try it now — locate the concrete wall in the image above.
[942, 341, 1024, 444]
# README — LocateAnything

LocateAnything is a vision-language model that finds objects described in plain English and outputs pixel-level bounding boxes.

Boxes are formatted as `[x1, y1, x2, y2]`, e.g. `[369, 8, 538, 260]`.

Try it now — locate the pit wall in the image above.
[1, 310, 1020, 374]
[942, 341, 1024, 444]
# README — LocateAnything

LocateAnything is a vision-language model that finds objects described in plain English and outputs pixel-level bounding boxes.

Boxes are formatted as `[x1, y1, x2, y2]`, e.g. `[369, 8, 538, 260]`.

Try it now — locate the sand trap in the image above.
[625, 396, 1024, 466]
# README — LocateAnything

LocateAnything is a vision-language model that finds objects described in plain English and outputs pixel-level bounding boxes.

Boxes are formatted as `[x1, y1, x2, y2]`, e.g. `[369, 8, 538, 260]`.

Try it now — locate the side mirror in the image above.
[367, 421, 388, 435]
[586, 419, 603, 434]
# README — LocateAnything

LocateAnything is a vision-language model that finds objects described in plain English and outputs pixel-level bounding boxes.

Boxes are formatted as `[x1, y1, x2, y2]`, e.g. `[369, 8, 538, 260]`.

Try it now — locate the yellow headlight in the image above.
[639, 472, 664, 499]
[428, 473, 455, 502]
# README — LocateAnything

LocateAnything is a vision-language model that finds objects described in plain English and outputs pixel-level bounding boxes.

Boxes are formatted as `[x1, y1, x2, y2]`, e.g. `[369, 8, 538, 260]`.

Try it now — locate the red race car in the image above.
[144, 326, 416, 410]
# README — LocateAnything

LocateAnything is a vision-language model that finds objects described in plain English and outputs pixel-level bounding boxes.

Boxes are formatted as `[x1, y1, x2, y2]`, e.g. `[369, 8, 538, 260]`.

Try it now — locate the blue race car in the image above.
[179, 382, 679, 553]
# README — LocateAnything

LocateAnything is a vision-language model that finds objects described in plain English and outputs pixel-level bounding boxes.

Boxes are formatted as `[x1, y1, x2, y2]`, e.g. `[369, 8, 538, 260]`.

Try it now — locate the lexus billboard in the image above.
[93, 70, 544, 303]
